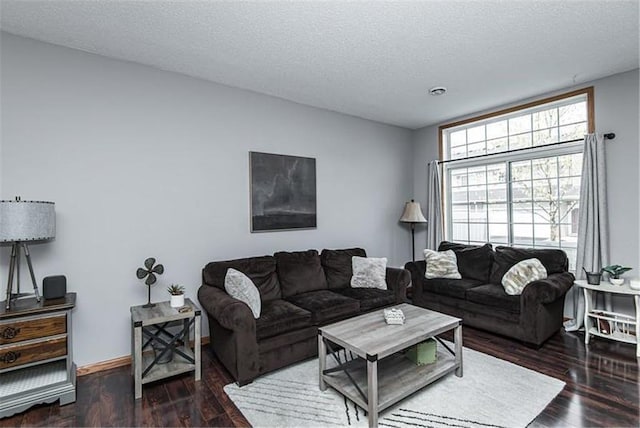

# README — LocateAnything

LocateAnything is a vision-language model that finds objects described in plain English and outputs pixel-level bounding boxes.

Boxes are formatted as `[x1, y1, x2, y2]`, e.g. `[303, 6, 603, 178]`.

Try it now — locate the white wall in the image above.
[412, 69, 640, 313]
[0, 33, 414, 366]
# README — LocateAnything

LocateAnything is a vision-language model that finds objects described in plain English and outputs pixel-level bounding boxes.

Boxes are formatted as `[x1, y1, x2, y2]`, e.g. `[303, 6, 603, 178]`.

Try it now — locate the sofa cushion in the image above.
[202, 255, 281, 302]
[490, 246, 568, 285]
[351, 256, 387, 290]
[256, 300, 312, 341]
[466, 284, 521, 314]
[438, 241, 494, 283]
[275, 250, 328, 298]
[321, 248, 367, 289]
[420, 278, 484, 300]
[333, 287, 396, 312]
[286, 290, 360, 324]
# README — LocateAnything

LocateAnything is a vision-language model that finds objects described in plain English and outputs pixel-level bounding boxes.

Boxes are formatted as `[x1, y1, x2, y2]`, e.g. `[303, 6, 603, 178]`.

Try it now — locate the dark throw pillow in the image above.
[438, 241, 494, 283]
[320, 247, 367, 289]
[490, 246, 568, 285]
[274, 249, 328, 298]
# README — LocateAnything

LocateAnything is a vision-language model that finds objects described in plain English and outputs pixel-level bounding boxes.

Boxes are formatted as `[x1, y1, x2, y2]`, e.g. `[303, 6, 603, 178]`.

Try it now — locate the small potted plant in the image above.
[602, 265, 632, 285]
[167, 284, 185, 308]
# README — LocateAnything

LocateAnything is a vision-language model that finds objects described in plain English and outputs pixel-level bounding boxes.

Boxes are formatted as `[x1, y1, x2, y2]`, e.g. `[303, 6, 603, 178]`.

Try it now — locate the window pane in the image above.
[487, 164, 506, 183]
[511, 160, 532, 181]
[558, 153, 582, 176]
[512, 202, 533, 222]
[469, 203, 488, 222]
[509, 115, 532, 134]
[532, 157, 558, 179]
[512, 181, 532, 201]
[559, 101, 586, 125]
[469, 223, 488, 242]
[468, 185, 486, 203]
[451, 187, 468, 203]
[559, 177, 581, 201]
[452, 223, 469, 241]
[534, 223, 559, 247]
[450, 130, 467, 147]
[487, 137, 508, 154]
[487, 120, 508, 139]
[467, 142, 486, 157]
[489, 223, 508, 243]
[532, 108, 558, 130]
[513, 223, 533, 246]
[532, 129, 558, 146]
[451, 145, 467, 160]
[509, 133, 532, 149]
[468, 125, 485, 143]
[488, 203, 507, 222]
[451, 204, 469, 221]
[487, 184, 506, 202]
[560, 199, 580, 224]
[450, 168, 468, 187]
[533, 179, 558, 201]
[560, 123, 587, 141]
[467, 166, 486, 185]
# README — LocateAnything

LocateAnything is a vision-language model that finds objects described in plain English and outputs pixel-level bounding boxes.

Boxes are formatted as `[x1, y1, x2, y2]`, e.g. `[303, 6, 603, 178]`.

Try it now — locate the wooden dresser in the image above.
[0, 293, 76, 418]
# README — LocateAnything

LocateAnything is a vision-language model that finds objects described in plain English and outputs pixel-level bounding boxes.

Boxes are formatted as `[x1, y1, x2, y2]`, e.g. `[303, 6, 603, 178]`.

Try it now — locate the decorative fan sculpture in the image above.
[136, 257, 164, 308]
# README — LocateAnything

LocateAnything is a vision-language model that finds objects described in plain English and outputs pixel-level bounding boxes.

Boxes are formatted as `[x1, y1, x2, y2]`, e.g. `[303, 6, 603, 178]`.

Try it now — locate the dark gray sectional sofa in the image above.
[405, 242, 575, 346]
[198, 247, 410, 385]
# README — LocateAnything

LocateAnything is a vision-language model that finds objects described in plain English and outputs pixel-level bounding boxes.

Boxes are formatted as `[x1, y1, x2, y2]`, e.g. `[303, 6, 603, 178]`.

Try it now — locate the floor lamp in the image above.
[1, 197, 56, 310]
[400, 199, 427, 262]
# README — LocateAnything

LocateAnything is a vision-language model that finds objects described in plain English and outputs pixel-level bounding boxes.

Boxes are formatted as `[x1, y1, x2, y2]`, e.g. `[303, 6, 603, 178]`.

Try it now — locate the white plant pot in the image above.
[609, 278, 624, 286]
[170, 294, 185, 308]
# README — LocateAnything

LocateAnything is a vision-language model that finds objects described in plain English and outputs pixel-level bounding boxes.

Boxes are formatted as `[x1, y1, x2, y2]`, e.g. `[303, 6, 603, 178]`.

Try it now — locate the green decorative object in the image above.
[406, 338, 437, 366]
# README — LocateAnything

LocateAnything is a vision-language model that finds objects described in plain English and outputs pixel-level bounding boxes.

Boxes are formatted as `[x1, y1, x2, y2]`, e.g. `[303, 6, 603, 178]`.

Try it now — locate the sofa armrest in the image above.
[404, 261, 426, 301]
[197, 285, 256, 332]
[386, 266, 410, 303]
[522, 272, 575, 305]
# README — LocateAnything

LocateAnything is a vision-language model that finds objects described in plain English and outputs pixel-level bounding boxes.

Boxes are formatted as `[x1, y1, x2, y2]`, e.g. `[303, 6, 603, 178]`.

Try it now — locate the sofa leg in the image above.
[237, 379, 253, 387]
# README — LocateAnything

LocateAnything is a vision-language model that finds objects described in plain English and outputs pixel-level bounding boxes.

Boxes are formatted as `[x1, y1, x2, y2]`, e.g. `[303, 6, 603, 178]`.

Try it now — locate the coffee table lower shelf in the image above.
[322, 350, 457, 412]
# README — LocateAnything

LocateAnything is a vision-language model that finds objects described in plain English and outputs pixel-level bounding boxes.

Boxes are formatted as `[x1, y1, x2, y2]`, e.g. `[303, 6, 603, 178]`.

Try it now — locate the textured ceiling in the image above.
[1, 1, 638, 129]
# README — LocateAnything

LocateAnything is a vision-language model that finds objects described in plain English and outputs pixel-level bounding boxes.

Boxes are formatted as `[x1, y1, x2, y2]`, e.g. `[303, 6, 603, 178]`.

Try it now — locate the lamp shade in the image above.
[0, 199, 56, 242]
[399, 199, 427, 223]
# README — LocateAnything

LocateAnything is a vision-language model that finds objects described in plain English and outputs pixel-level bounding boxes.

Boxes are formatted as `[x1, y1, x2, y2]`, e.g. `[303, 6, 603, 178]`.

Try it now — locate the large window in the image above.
[441, 88, 594, 269]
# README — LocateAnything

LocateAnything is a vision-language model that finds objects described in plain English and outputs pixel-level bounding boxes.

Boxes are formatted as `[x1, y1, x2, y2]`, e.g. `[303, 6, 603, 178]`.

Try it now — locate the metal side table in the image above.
[130, 298, 201, 399]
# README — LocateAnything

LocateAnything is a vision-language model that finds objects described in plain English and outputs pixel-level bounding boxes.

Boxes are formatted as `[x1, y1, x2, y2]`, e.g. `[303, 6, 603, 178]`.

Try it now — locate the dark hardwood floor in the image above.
[1, 327, 638, 427]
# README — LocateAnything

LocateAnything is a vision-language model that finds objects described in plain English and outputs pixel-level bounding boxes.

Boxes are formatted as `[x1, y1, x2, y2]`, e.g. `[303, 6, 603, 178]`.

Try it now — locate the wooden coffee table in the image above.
[318, 303, 462, 427]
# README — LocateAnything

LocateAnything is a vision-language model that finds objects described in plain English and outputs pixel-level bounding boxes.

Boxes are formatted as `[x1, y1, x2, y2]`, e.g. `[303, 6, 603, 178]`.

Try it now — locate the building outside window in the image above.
[440, 88, 594, 270]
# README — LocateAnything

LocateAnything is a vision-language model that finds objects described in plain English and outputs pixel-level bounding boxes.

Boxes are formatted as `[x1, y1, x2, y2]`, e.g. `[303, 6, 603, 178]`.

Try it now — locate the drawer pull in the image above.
[1, 326, 21, 340]
[1, 351, 21, 364]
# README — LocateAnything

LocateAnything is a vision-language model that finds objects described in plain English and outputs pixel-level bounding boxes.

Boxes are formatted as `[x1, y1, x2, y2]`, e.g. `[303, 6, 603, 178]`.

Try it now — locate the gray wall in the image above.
[0, 33, 414, 366]
[412, 69, 640, 313]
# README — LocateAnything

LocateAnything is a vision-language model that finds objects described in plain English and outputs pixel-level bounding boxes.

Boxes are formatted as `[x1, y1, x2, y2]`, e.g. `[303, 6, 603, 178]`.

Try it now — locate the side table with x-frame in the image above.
[130, 299, 201, 399]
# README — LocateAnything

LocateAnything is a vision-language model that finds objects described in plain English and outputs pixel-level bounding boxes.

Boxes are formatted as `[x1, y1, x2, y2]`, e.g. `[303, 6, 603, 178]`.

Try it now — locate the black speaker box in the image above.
[43, 275, 67, 300]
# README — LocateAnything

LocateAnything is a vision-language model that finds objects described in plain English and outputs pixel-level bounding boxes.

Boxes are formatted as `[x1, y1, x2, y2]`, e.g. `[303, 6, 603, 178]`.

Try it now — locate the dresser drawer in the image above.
[0, 315, 66, 345]
[0, 336, 67, 370]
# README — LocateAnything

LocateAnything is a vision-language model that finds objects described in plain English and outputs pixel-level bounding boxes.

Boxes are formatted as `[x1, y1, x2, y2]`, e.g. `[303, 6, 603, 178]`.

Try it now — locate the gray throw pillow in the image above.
[224, 268, 261, 318]
[350, 256, 387, 290]
[423, 249, 462, 279]
[501, 258, 547, 295]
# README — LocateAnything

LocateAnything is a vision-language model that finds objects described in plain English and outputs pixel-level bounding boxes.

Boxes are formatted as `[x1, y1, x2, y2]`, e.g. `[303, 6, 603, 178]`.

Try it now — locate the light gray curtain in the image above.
[426, 160, 443, 250]
[564, 134, 609, 332]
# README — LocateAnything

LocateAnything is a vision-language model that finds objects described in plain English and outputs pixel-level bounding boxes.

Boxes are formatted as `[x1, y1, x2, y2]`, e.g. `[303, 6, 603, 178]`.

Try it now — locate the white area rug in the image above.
[224, 344, 565, 428]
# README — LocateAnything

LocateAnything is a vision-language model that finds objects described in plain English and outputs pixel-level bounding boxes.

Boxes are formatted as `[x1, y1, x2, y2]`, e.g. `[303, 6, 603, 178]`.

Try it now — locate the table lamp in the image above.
[400, 199, 427, 262]
[0, 196, 56, 310]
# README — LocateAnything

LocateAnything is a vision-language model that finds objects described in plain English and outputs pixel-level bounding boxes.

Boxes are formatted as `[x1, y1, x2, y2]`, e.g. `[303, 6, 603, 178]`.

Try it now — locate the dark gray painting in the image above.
[250, 152, 317, 232]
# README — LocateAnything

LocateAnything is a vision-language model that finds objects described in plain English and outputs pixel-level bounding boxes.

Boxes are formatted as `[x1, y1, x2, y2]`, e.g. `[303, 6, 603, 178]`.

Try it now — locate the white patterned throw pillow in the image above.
[224, 268, 261, 318]
[423, 249, 462, 279]
[350, 256, 388, 290]
[501, 258, 547, 295]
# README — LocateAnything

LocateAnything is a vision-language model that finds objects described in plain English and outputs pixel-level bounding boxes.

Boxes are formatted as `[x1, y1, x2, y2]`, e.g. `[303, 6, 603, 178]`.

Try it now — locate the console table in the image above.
[0, 293, 77, 418]
[130, 299, 201, 399]
[575, 279, 640, 357]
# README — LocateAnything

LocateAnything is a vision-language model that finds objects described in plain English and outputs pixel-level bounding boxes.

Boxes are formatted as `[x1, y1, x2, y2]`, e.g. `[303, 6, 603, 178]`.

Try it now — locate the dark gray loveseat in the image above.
[405, 242, 574, 346]
[198, 248, 410, 385]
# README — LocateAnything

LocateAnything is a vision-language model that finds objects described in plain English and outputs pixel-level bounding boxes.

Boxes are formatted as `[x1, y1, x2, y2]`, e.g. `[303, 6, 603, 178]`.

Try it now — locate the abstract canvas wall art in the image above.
[250, 152, 317, 232]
